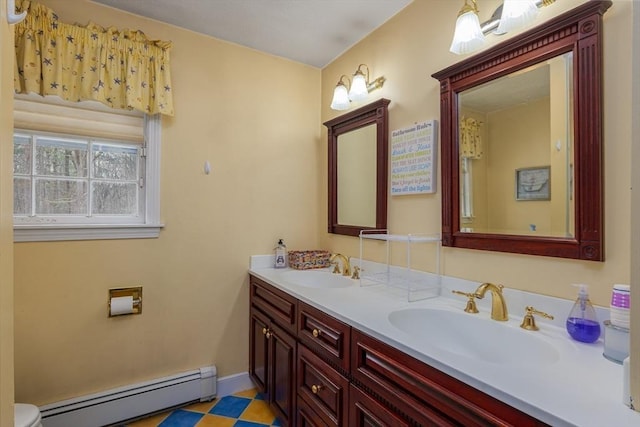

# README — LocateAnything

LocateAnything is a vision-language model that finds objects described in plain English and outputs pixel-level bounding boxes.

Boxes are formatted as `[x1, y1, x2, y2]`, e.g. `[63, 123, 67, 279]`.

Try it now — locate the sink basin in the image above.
[281, 269, 355, 289]
[388, 308, 560, 366]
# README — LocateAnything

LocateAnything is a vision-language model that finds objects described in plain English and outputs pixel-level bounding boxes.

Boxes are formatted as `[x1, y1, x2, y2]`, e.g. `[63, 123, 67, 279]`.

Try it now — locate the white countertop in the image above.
[249, 255, 640, 427]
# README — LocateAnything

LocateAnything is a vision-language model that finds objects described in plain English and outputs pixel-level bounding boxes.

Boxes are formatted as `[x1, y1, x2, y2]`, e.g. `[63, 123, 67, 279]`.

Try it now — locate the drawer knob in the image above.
[311, 384, 323, 394]
[265, 330, 272, 339]
[262, 327, 268, 335]
[312, 328, 321, 338]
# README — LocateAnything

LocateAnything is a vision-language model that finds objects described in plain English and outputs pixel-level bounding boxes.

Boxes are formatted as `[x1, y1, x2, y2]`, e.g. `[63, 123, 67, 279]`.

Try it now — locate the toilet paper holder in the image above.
[108, 287, 142, 317]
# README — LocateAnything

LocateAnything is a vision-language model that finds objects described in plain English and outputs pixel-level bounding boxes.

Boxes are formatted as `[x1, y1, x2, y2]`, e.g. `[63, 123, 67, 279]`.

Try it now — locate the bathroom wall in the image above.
[12, 0, 322, 405]
[319, 0, 633, 307]
[1, 0, 15, 423]
[486, 98, 550, 234]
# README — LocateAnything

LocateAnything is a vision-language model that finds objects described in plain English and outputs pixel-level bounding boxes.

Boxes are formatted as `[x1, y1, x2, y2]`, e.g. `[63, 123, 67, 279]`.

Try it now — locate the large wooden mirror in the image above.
[432, 1, 611, 261]
[324, 98, 390, 237]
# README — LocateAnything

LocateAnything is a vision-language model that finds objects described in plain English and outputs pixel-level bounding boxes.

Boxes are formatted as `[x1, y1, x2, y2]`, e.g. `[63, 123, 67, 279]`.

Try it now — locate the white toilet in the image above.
[15, 403, 43, 427]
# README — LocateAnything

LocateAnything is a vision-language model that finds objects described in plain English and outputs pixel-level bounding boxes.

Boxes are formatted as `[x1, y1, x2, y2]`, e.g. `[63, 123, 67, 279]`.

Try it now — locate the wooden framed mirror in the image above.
[432, 1, 611, 261]
[324, 98, 390, 237]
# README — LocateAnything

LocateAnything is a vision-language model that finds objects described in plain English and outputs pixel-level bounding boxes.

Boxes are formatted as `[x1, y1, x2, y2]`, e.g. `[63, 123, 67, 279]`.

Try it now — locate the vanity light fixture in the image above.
[330, 64, 386, 111]
[330, 75, 351, 111]
[449, 0, 485, 55]
[450, 0, 556, 55]
[495, 0, 539, 34]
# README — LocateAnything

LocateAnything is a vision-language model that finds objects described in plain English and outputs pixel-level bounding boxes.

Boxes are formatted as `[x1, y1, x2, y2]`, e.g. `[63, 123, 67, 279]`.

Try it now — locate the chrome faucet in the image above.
[330, 253, 351, 277]
[474, 283, 508, 321]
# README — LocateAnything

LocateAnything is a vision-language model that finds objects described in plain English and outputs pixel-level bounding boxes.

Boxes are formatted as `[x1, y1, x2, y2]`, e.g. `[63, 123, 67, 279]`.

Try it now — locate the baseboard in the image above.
[216, 371, 255, 397]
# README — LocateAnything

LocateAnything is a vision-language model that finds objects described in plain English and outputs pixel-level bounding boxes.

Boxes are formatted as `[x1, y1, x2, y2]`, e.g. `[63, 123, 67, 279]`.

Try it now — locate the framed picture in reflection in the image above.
[516, 166, 550, 201]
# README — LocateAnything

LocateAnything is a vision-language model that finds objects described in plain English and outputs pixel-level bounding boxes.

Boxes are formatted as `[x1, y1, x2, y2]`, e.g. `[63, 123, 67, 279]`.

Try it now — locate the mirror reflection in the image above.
[337, 124, 377, 227]
[458, 52, 574, 238]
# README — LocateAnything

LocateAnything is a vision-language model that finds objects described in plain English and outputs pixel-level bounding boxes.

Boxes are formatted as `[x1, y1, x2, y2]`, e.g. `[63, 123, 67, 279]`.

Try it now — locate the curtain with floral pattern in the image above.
[459, 116, 483, 159]
[14, 0, 174, 116]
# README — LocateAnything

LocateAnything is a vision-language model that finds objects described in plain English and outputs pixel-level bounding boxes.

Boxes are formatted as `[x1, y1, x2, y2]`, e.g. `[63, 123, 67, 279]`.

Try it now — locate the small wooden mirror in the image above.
[324, 99, 390, 237]
[432, 1, 611, 261]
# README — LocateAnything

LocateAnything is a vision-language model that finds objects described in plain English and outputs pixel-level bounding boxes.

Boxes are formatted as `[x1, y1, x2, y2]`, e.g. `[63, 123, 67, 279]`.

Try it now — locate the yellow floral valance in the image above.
[14, 0, 174, 116]
[459, 116, 483, 159]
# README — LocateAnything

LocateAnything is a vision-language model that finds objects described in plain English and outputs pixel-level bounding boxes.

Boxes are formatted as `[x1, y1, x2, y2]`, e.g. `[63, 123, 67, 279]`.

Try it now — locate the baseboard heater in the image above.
[39, 365, 217, 427]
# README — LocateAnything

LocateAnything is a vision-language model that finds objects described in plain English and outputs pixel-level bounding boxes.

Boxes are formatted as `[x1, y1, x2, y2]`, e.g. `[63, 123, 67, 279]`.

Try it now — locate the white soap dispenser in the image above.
[565, 284, 601, 343]
[274, 239, 287, 269]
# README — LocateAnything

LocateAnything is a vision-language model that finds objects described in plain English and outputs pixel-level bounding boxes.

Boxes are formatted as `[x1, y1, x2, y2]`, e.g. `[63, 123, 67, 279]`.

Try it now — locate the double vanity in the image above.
[249, 255, 640, 427]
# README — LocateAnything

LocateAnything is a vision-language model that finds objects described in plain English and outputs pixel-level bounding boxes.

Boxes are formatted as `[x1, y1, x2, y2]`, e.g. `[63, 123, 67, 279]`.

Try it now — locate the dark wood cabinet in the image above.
[351, 329, 547, 427]
[298, 301, 351, 373]
[297, 344, 349, 427]
[249, 274, 548, 427]
[249, 277, 298, 426]
[348, 384, 409, 427]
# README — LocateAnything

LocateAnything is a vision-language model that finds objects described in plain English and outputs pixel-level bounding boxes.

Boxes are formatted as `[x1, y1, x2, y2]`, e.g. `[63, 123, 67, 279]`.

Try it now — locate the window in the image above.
[13, 95, 162, 242]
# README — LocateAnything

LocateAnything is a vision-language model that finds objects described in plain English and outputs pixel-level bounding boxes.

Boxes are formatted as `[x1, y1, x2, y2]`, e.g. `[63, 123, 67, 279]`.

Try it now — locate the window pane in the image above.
[35, 179, 87, 215]
[14, 135, 32, 175]
[36, 138, 88, 177]
[14, 177, 31, 215]
[92, 182, 138, 215]
[93, 143, 138, 180]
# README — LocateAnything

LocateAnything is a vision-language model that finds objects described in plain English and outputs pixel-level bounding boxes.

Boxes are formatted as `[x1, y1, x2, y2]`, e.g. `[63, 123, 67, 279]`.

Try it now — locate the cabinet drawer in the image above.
[297, 395, 332, 427]
[352, 329, 547, 427]
[250, 275, 297, 335]
[298, 344, 349, 427]
[349, 384, 410, 427]
[298, 301, 351, 372]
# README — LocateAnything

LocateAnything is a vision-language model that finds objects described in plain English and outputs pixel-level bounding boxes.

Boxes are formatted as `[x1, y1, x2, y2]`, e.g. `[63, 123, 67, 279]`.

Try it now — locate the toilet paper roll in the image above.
[110, 296, 134, 316]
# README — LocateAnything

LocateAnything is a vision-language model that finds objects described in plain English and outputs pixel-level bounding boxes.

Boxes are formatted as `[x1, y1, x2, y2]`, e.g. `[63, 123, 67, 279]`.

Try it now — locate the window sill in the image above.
[14, 224, 164, 242]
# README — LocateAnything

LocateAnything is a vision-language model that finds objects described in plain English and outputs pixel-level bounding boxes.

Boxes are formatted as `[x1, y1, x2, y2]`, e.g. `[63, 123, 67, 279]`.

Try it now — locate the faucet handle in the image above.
[520, 306, 554, 331]
[331, 262, 341, 274]
[351, 266, 362, 280]
[452, 290, 479, 314]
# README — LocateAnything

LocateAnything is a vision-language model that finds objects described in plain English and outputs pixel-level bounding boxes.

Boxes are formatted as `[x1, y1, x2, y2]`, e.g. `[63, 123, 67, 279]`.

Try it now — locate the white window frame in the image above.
[14, 111, 163, 242]
[460, 157, 474, 221]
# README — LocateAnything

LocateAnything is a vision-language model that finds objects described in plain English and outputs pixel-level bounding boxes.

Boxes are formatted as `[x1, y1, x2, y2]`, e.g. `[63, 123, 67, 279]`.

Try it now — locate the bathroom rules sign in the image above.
[390, 120, 438, 195]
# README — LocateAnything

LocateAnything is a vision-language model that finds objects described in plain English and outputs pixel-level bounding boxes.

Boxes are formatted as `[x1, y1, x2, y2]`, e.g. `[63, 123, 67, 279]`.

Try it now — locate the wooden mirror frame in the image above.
[324, 98, 390, 237]
[432, 1, 611, 261]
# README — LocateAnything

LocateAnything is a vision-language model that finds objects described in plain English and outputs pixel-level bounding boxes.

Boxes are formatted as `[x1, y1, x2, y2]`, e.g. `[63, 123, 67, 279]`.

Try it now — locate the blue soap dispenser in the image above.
[565, 284, 601, 343]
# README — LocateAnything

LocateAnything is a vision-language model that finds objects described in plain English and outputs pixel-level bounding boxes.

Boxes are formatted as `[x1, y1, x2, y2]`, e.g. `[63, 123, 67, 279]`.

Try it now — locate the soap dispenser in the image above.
[566, 284, 601, 343]
[274, 239, 287, 269]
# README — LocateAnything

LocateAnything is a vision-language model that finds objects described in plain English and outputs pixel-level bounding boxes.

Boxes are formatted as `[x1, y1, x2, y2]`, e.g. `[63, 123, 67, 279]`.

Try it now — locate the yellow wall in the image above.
[320, 0, 632, 306]
[1, 0, 15, 423]
[487, 97, 550, 234]
[12, 0, 321, 405]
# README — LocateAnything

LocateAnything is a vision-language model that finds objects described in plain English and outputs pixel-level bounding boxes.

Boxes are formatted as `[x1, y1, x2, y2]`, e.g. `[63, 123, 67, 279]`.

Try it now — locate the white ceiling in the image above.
[91, 0, 413, 68]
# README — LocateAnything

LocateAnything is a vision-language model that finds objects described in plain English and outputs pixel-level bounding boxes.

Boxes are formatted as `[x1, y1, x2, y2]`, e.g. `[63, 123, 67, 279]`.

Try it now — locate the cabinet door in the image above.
[269, 323, 297, 427]
[349, 385, 409, 427]
[249, 307, 270, 395]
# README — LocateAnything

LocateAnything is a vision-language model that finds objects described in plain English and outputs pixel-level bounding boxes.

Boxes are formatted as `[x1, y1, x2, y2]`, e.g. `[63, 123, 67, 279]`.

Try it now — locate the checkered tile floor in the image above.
[125, 389, 280, 427]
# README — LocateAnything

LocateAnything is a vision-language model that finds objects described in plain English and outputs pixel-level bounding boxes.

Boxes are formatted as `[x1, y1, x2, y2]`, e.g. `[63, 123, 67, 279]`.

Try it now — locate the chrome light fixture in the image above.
[450, 0, 556, 55]
[450, 0, 485, 55]
[330, 64, 386, 111]
[330, 75, 351, 111]
[496, 0, 539, 34]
